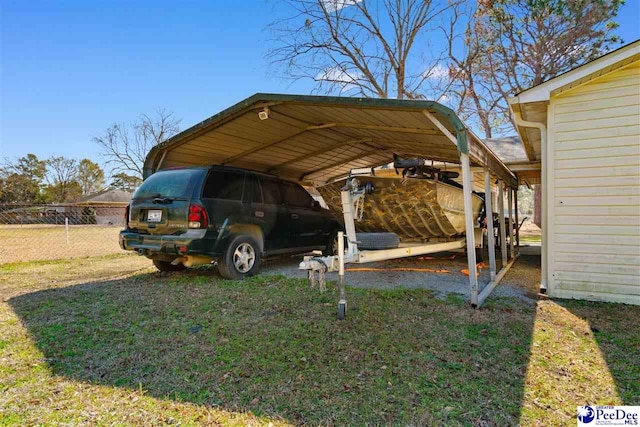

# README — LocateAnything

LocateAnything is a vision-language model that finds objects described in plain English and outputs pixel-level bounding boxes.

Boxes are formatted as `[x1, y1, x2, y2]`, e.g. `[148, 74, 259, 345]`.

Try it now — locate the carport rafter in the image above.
[323, 122, 443, 135]
[300, 148, 392, 182]
[268, 137, 373, 172]
[221, 122, 338, 165]
[223, 120, 444, 167]
[422, 110, 457, 146]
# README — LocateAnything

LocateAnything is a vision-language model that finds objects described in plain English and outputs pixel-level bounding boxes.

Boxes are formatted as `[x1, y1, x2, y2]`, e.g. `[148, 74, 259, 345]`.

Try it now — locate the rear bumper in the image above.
[119, 229, 217, 256]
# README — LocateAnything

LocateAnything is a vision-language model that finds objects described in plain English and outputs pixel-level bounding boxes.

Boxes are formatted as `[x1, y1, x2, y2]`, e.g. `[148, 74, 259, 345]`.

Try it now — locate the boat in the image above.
[316, 157, 484, 241]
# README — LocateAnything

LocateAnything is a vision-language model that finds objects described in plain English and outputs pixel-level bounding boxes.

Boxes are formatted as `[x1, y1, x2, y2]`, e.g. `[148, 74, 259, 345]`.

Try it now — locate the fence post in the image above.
[65, 217, 69, 244]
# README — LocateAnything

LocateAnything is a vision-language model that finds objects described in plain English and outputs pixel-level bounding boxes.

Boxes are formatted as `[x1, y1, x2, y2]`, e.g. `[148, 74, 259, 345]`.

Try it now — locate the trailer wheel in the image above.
[356, 232, 400, 250]
[337, 302, 346, 320]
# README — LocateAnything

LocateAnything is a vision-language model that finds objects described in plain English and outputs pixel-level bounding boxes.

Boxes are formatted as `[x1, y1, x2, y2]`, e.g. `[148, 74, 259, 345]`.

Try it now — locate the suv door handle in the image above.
[291, 213, 299, 220]
[254, 211, 264, 218]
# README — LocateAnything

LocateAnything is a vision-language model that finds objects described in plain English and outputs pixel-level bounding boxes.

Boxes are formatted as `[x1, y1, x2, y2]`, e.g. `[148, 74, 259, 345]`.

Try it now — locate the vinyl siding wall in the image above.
[548, 61, 640, 305]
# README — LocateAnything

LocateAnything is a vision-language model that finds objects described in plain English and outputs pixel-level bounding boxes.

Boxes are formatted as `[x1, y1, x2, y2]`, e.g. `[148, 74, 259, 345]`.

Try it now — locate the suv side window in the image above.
[281, 182, 314, 208]
[202, 170, 245, 200]
[260, 178, 282, 205]
[247, 175, 263, 203]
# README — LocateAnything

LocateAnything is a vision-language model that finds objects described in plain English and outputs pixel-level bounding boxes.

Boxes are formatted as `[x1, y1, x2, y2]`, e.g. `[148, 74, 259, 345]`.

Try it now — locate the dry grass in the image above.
[0, 225, 123, 264]
[1, 255, 638, 425]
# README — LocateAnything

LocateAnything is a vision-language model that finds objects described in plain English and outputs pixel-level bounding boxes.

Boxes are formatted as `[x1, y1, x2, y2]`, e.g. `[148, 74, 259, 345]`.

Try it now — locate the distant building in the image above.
[78, 189, 134, 205]
[76, 189, 133, 226]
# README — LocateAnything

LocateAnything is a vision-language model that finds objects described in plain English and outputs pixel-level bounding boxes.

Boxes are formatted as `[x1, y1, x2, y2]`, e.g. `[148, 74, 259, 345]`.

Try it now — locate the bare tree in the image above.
[437, 3, 508, 138]
[269, 0, 460, 99]
[94, 109, 181, 178]
[436, 0, 623, 138]
[45, 156, 80, 202]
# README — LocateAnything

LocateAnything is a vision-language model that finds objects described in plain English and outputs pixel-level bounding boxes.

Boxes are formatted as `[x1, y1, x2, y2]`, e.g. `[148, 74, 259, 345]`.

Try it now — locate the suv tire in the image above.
[218, 234, 262, 279]
[153, 259, 186, 272]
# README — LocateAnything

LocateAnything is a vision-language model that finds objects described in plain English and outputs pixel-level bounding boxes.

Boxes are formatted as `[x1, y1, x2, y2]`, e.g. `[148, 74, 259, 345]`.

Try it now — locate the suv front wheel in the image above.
[217, 235, 262, 279]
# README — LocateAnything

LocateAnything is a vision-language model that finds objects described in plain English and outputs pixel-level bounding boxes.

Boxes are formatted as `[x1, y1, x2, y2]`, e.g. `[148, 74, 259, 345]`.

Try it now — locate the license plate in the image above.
[147, 209, 163, 222]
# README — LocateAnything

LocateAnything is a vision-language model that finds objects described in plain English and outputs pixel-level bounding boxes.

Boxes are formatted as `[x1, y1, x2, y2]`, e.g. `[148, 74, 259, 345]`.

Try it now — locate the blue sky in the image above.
[1, 0, 639, 177]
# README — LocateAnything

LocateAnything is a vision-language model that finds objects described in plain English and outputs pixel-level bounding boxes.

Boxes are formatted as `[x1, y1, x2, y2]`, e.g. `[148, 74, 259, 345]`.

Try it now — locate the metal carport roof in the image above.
[144, 94, 517, 189]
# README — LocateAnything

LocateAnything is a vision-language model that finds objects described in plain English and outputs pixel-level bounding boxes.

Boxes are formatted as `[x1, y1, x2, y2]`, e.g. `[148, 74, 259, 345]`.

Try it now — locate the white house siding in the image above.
[548, 61, 640, 304]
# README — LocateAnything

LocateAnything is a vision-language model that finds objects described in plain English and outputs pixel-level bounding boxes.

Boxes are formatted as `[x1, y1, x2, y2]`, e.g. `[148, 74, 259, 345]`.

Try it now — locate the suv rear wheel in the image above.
[153, 259, 186, 272]
[218, 235, 261, 279]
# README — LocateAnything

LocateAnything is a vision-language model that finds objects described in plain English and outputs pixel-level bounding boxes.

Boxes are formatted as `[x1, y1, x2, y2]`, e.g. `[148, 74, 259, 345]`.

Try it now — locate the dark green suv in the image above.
[119, 166, 341, 279]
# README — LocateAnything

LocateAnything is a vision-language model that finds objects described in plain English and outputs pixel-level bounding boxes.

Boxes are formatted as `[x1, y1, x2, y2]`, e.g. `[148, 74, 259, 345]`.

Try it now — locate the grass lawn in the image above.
[1, 254, 638, 425]
[519, 235, 542, 244]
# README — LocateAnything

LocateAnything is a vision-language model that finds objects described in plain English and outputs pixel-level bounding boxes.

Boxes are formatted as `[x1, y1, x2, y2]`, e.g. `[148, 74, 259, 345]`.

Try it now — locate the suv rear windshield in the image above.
[133, 169, 203, 199]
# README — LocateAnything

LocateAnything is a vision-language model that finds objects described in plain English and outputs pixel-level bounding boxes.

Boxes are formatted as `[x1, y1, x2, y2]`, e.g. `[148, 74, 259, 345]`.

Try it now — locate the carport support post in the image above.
[508, 188, 514, 259]
[484, 170, 496, 280]
[498, 182, 508, 266]
[460, 153, 479, 306]
[514, 188, 519, 251]
[337, 231, 346, 320]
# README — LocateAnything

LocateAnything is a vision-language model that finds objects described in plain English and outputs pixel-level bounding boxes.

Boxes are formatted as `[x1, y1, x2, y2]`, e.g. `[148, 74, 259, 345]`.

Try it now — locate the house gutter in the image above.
[511, 107, 548, 292]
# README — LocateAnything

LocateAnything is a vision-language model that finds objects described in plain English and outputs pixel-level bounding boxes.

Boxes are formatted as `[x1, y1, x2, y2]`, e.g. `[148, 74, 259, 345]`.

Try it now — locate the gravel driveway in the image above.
[261, 248, 541, 303]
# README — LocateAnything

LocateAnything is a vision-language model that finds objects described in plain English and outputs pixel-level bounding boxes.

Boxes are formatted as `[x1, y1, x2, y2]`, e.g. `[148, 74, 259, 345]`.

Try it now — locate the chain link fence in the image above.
[0, 204, 127, 264]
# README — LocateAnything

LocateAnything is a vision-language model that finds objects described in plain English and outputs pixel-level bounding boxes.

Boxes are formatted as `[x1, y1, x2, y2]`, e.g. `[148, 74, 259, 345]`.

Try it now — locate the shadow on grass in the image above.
[9, 270, 539, 425]
[563, 300, 640, 404]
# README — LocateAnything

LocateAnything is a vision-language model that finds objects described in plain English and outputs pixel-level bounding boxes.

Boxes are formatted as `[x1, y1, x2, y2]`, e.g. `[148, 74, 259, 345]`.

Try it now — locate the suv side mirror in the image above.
[311, 200, 321, 209]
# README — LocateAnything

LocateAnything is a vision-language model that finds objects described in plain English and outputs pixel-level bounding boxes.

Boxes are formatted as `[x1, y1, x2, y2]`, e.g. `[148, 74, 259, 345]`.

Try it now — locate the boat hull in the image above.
[317, 176, 483, 240]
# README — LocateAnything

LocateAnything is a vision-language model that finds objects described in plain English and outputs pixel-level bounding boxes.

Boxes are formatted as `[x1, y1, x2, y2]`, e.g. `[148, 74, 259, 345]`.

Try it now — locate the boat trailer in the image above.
[300, 177, 484, 319]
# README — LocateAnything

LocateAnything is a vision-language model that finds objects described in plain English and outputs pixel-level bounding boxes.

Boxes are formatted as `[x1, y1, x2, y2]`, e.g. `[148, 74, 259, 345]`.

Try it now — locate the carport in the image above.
[145, 94, 518, 308]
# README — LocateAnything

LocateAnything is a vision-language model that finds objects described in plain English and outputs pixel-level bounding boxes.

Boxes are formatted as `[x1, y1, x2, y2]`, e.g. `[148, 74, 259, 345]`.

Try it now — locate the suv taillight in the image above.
[124, 204, 130, 227]
[188, 204, 208, 229]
